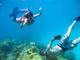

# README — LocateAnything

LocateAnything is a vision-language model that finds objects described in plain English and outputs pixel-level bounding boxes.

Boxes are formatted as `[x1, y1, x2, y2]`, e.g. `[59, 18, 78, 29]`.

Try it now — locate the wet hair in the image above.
[24, 12, 33, 18]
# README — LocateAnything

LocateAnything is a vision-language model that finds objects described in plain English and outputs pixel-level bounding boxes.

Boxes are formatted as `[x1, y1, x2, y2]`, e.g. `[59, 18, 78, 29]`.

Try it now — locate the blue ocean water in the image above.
[0, 0, 80, 60]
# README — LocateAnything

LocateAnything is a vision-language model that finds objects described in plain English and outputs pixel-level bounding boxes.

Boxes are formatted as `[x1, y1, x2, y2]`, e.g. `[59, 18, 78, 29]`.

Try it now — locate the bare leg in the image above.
[66, 37, 80, 50]
[65, 21, 77, 37]
[72, 37, 80, 44]
[58, 21, 77, 46]
[61, 21, 77, 42]
[12, 17, 21, 23]
[65, 16, 80, 38]
[58, 17, 80, 51]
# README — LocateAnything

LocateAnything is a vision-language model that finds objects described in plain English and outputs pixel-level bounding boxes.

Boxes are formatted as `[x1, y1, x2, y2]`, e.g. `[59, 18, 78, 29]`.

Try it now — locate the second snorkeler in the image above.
[9, 7, 42, 28]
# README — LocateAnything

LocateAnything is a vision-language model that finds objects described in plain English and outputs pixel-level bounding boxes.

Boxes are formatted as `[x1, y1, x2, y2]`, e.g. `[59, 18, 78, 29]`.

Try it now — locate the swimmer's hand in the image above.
[39, 7, 42, 15]
[20, 23, 24, 28]
[39, 7, 42, 11]
[54, 35, 61, 40]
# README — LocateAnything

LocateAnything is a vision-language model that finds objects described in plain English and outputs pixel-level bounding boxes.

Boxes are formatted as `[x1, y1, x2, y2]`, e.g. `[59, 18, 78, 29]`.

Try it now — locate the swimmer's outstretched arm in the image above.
[33, 8, 42, 18]
[46, 35, 61, 51]
[46, 37, 56, 51]
[21, 9, 28, 13]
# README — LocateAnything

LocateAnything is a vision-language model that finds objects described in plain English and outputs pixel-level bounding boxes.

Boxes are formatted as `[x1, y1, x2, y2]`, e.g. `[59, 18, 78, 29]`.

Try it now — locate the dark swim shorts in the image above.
[58, 40, 77, 51]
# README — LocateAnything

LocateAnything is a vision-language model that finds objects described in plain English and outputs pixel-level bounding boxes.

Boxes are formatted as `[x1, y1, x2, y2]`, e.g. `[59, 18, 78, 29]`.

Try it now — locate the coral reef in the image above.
[0, 39, 76, 60]
[17, 42, 46, 60]
[0, 39, 18, 60]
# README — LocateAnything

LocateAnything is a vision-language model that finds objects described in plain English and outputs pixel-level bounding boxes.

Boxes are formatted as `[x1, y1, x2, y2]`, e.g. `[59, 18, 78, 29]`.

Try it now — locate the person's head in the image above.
[38, 47, 47, 56]
[24, 12, 33, 18]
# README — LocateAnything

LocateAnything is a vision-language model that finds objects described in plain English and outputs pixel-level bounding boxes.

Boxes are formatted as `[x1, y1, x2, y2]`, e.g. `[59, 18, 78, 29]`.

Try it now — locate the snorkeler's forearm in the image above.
[21, 9, 28, 13]
[46, 35, 61, 51]
[33, 10, 42, 18]
[33, 13, 41, 18]
[46, 38, 55, 51]
[20, 22, 26, 28]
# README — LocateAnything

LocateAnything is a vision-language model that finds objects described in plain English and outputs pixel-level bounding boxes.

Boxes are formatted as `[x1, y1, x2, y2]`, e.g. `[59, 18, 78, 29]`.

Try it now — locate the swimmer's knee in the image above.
[69, 41, 77, 49]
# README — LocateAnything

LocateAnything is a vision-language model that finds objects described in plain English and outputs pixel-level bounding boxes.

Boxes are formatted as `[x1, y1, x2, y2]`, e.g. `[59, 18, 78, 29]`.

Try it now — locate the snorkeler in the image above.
[39, 16, 80, 60]
[9, 7, 42, 28]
